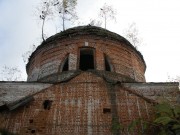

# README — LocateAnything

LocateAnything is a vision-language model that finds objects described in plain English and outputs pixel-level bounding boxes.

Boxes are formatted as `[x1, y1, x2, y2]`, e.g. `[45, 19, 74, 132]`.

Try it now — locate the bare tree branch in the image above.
[22, 44, 37, 64]
[0, 66, 23, 81]
[36, 0, 54, 41]
[99, 3, 116, 29]
[123, 22, 142, 49]
[54, 0, 78, 30]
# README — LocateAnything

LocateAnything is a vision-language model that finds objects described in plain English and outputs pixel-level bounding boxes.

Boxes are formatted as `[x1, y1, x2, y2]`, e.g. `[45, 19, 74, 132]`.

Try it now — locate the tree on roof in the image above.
[99, 3, 116, 29]
[89, 19, 102, 27]
[53, 0, 78, 31]
[123, 22, 143, 49]
[36, 0, 54, 41]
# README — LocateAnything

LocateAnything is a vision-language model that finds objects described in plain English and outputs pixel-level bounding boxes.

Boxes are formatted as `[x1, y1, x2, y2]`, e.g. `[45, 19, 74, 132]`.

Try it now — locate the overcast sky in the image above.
[0, 0, 180, 82]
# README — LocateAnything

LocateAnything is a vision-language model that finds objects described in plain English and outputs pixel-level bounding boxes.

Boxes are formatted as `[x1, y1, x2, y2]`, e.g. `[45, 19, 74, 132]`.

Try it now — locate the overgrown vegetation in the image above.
[112, 102, 180, 135]
[111, 117, 122, 134]
[35, 0, 78, 42]
[148, 102, 180, 135]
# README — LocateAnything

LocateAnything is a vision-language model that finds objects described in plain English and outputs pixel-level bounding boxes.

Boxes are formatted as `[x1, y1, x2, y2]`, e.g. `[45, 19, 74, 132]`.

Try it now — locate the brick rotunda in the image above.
[0, 26, 179, 135]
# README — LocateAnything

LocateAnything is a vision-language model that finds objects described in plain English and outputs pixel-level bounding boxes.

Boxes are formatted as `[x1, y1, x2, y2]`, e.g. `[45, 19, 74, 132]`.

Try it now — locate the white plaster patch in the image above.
[38, 60, 60, 79]
[85, 42, 88, 46]
[69, 53, 77, 70]
[87, 100, 92, 135]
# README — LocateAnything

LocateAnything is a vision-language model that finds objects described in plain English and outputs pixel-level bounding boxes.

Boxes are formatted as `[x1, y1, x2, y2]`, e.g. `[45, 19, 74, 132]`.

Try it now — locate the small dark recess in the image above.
[103, 108, 111, 114]
[62, 57, 68, 71]
[43, 100, 52, 110]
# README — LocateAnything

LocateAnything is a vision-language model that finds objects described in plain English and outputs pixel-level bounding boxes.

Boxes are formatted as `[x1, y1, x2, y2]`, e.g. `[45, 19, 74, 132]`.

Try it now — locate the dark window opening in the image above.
[62, 57, 69, 71]
[43, 100, 52, 110]
[105, 58, 111, 71]
[31, 130, 36, 134]
[29, 119, 33, 123]
[104, 55, 112, 71]
[103, 108, 111, 114]
[79, 49, 95, 71]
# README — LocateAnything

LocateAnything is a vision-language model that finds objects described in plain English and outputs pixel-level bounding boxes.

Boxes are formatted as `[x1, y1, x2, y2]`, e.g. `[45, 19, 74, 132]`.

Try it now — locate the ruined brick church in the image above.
[0, 26, 179, 135]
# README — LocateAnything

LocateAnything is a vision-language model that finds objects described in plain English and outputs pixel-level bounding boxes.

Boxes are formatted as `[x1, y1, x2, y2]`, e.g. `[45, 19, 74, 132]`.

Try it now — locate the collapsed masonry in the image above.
[0, 26, 179, 135]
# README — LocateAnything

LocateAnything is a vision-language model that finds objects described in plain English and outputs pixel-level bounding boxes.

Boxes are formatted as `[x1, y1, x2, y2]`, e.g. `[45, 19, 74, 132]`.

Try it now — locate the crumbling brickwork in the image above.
[0, 72, 155, 135]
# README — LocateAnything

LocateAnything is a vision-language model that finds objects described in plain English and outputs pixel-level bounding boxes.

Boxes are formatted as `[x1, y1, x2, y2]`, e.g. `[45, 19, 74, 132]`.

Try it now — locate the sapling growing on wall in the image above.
[89, 19, 102, 27]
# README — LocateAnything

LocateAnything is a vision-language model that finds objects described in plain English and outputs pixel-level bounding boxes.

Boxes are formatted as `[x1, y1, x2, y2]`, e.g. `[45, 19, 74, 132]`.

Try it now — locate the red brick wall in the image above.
[27, 35, 146, 82]
[0, 72, 153, 135]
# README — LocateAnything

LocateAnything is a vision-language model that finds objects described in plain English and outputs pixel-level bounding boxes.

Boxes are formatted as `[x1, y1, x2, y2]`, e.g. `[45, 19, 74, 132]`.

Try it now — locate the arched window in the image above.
[79, 48, 95, 71]
[60, 55, 69, 72]
[104, 54, 113, 72]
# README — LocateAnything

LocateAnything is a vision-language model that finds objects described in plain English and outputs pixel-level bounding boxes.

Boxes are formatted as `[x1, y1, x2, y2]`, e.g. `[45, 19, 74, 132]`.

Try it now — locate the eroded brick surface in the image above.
[0, 73, 156, 135]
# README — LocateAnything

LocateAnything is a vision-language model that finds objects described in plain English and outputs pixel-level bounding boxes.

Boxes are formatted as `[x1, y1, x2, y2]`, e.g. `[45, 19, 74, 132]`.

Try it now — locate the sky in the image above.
[0, 0, 180, 82]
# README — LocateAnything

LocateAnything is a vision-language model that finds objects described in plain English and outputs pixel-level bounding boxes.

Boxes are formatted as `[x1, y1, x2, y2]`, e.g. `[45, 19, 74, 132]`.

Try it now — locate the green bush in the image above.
[128, 102, 180, 135]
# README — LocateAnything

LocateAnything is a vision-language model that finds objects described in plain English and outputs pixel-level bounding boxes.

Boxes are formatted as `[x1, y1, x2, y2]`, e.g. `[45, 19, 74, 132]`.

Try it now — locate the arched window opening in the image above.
[61, 55, 69, 72]
[104, 55, 113, 72]
[79, 48, 95, 71]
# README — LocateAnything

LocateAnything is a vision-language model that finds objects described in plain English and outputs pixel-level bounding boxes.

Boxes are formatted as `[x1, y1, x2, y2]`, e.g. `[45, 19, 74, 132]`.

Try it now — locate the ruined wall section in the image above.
[0, 73, 153, 135]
